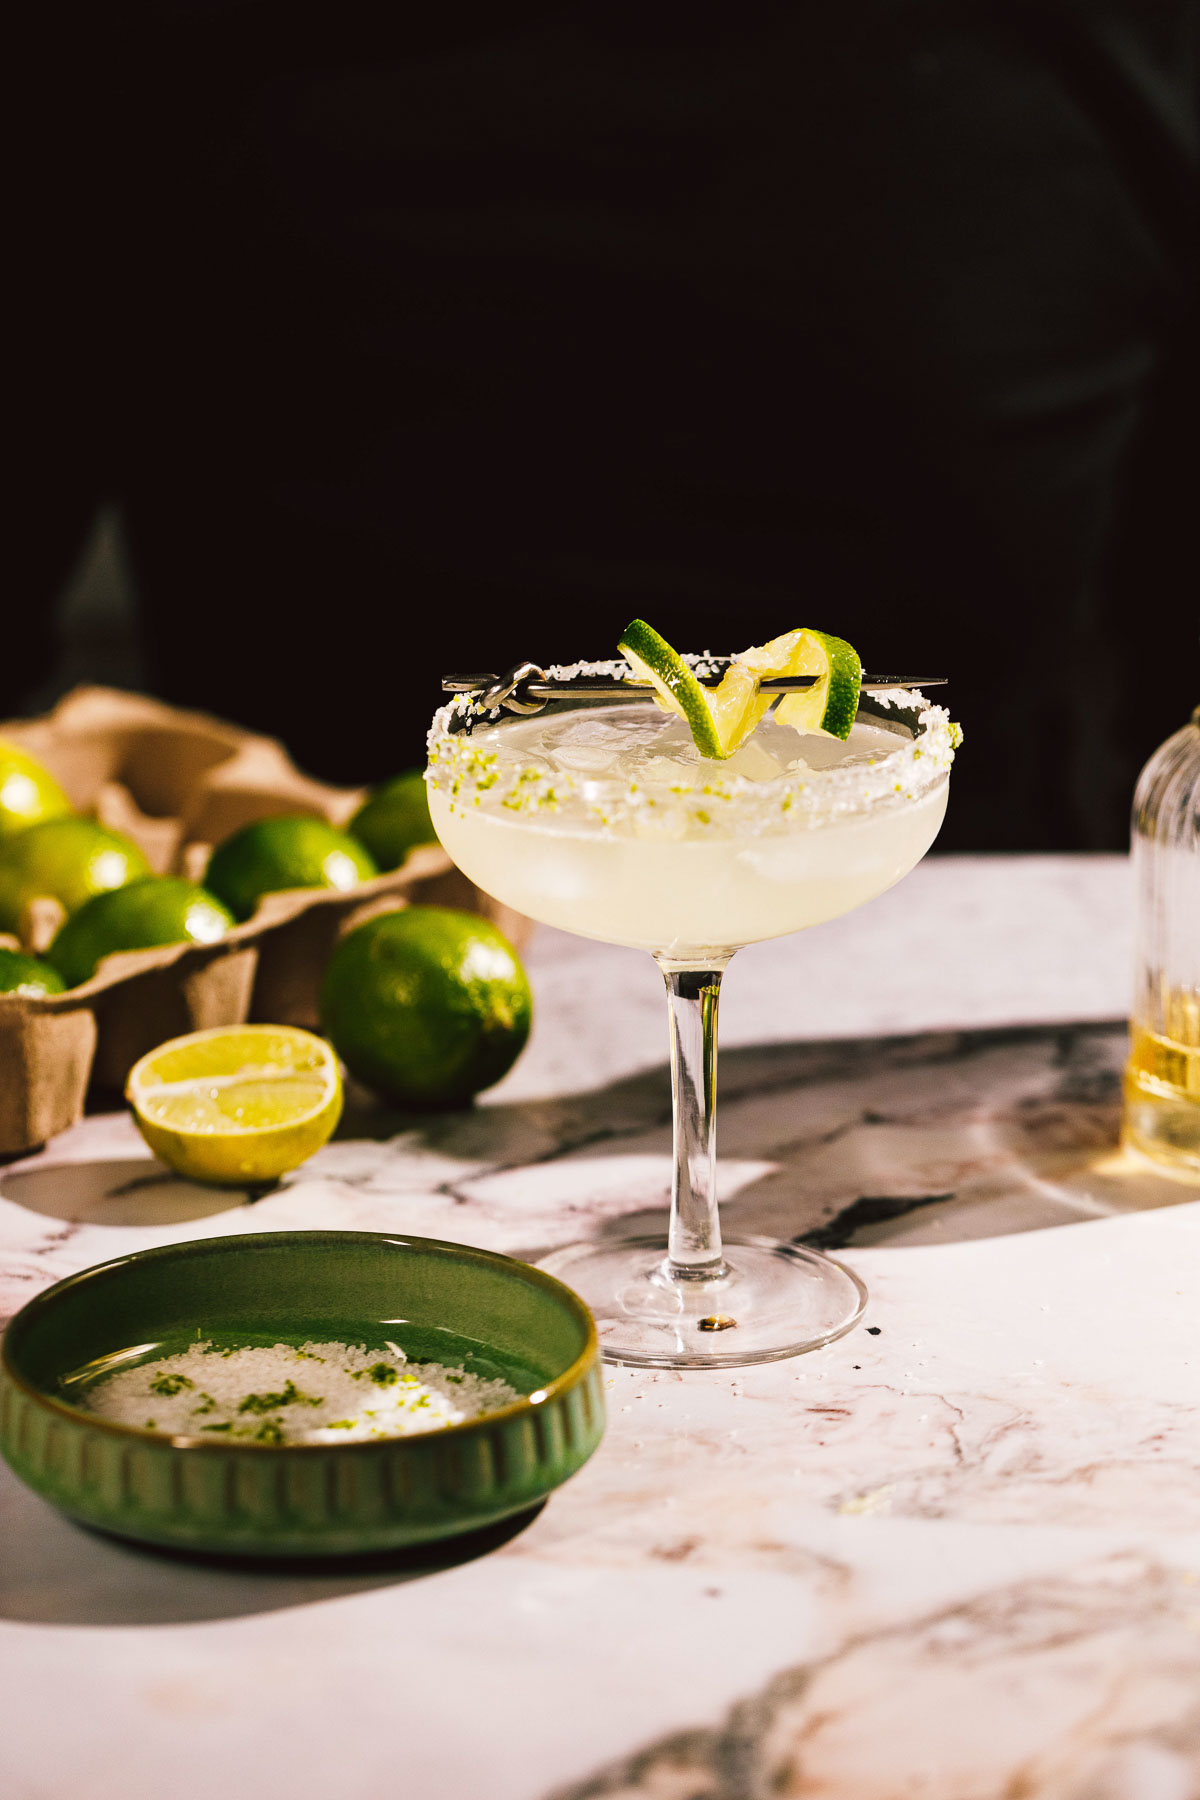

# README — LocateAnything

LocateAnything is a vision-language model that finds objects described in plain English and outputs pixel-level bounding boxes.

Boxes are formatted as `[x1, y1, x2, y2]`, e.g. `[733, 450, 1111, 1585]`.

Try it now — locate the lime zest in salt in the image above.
[80, 1340, 521, 1443]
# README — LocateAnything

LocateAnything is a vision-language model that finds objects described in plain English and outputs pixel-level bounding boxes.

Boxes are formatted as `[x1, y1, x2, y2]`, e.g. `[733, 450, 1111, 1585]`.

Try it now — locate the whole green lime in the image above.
[349, 772, 437, 872]
[320, 907, 532, 1108]
[47, 877, 235, 987]
[0, 739, 73, 841]
[0, 817, 151, 932]
[0, 947, 66, 997]
[205, 817, 378, 922]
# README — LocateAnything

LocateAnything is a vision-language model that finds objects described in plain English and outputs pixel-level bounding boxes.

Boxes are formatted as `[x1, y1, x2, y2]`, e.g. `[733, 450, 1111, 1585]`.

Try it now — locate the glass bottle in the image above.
[1123, 704, 1200, 1181]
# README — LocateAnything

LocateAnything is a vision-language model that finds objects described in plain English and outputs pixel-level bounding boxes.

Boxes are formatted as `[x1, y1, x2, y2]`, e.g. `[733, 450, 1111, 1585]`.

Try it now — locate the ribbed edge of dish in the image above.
[0, 1366, 606, 1552]
[0, 1234, 605, 1554]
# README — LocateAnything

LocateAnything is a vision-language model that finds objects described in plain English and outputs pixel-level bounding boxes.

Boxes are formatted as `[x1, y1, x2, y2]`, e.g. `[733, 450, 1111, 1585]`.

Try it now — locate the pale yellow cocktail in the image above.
[429, 700, 951, 962]
[427, 663, 958, 1368]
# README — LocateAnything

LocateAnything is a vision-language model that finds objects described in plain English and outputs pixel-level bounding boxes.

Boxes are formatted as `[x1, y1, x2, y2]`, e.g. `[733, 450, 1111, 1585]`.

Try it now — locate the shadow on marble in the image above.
[472, 1019, 1191, 1256]
[3, 1022, 1191, 1249]
[0, 1159, 256, 1227]
[334, 1076, 433, 1143]
[0, 1461, 543, 1627]
[710, 1023, 1191, 1249]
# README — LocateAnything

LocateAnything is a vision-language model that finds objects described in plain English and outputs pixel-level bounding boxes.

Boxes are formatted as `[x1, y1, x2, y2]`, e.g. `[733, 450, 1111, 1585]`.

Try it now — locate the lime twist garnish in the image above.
[617, 620, 862, 760]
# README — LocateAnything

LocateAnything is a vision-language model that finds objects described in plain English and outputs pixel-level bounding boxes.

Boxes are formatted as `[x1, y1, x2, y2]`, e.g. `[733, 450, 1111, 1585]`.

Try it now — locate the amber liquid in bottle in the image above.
[1123, 996, 1200, 1179]
[1122, 705, 1200, 1184]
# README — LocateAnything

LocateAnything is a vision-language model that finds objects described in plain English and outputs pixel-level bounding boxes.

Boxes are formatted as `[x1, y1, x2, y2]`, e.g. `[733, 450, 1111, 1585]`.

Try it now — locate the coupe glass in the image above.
[427, 670, 957, 1368]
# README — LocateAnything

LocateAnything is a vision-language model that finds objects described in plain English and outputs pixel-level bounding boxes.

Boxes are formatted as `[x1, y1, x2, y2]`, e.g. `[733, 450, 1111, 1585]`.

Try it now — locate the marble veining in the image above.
[1, 855, 1197, 1800]
[550, 1553, 1200, 1800]
[0, 1018, 1177, 1319]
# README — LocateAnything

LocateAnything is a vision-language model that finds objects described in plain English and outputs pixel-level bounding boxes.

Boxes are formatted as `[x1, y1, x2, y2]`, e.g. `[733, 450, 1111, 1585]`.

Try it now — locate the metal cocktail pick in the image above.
[443, 662, 949, 716]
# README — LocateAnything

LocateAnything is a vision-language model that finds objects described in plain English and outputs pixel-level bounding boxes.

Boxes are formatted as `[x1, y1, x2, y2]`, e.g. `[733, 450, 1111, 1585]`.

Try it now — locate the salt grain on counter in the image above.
[81, 1340, 520, 1443]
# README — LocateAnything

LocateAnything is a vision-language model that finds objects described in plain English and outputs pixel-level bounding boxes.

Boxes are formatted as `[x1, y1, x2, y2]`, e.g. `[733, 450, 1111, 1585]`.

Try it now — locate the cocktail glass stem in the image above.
[659, 963, 731, 1283]
[537, 949, 866, 1362]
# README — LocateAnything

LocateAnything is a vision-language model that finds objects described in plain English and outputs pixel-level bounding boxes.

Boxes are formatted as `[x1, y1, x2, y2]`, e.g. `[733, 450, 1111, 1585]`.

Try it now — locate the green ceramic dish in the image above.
[0, 1231, 604, 1557]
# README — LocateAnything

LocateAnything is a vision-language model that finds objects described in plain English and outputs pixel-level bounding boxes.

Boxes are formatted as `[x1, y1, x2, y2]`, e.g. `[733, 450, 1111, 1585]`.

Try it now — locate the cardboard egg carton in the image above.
[0, 686, 525, 1156]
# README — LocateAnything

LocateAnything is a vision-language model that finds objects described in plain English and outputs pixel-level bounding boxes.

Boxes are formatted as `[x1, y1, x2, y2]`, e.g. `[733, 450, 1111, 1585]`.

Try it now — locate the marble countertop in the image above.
[2, 854, 1198, 1800]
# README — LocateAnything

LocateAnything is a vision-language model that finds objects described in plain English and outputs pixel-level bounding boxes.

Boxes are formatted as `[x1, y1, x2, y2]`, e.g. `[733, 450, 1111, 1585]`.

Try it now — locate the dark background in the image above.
[9, 1, 1199, 849]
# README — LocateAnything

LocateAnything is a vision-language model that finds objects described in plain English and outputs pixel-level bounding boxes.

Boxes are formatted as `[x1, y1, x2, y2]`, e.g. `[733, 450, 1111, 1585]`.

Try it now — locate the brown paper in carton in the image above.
[0, 688, 527, 1155]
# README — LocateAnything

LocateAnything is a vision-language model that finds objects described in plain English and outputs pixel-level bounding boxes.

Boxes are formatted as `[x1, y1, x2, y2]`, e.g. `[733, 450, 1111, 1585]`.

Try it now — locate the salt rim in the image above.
[426, 656, 960, 836]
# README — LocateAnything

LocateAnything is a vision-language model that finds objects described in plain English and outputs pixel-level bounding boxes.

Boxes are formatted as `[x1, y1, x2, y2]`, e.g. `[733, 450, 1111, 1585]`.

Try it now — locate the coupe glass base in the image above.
[536, 1234, 867, 1369]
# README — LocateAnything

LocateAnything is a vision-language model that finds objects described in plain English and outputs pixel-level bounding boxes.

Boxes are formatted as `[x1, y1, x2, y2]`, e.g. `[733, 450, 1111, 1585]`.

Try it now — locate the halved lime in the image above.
[126, 1025, 342, 1185]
